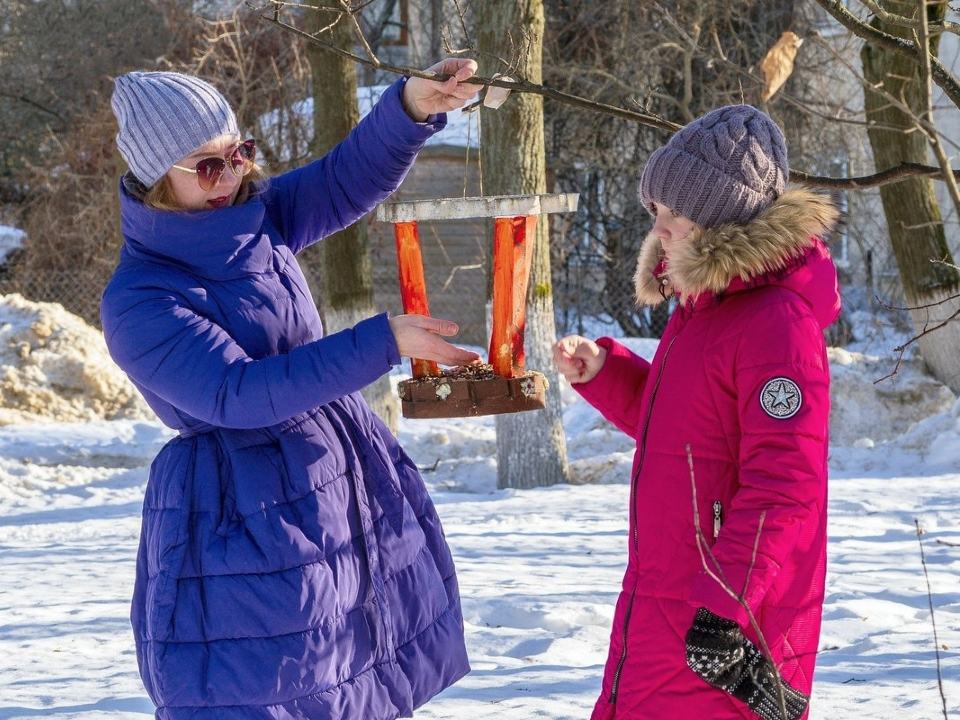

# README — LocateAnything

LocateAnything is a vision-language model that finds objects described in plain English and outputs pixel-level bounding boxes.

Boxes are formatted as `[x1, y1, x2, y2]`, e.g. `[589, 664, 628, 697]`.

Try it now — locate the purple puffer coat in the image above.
[101, 79, 469, 719]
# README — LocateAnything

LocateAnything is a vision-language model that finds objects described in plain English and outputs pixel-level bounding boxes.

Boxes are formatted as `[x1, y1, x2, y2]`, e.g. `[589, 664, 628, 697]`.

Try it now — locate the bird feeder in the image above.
[375, 193, 579, 419]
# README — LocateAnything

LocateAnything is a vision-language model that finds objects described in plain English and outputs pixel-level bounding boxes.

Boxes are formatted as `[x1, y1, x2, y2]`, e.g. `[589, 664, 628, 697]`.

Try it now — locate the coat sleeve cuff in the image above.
[573, 337, 643, 402]
[689, 571, 752, 628]
[384, 78, 448, 139]
[360, 312, 402, 367]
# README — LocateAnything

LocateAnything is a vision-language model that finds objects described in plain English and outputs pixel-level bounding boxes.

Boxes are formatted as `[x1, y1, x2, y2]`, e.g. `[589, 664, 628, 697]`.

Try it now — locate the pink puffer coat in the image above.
[576, 188, 841, 719]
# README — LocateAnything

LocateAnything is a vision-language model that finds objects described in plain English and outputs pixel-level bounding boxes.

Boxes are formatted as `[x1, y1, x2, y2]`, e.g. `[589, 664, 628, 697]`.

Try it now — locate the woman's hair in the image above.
[142, 164, 267, 211]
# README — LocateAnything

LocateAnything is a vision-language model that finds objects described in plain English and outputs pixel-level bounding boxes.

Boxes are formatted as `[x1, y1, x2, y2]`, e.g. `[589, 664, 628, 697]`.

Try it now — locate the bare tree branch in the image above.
[256, 0, 679, 132]
[857, 0, 960, 36]
[0, 91, 63, 121]
[792, 162, 960, 189]
[808, 29, 960, 157]
[811, 0, 960, 108]
[256, 0, 960, 193]
[873, 260, 960, 384]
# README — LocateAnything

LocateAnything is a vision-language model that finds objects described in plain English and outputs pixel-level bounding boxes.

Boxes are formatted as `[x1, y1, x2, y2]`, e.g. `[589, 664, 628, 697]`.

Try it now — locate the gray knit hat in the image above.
[111, 71, 240, 188]
[639, 104, 788, 228]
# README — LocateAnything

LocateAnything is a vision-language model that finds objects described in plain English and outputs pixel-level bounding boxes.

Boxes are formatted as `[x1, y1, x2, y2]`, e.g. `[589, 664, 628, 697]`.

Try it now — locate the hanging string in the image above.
[462, 109, 472, 199]
[461, 105, 482, 199]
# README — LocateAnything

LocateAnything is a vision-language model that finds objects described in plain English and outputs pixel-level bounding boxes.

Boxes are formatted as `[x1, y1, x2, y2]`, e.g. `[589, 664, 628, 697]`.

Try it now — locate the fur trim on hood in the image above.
[634, 186, 840, 305]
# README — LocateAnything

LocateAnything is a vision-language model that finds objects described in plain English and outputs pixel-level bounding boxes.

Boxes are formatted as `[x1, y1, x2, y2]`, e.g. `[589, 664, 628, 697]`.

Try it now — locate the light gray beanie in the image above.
[111, 71, 240, 188]
[639, 104, 788, 228]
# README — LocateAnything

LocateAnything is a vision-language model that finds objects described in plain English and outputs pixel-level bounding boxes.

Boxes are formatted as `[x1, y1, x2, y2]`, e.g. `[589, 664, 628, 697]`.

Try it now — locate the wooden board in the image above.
[397, 365, 547, 419]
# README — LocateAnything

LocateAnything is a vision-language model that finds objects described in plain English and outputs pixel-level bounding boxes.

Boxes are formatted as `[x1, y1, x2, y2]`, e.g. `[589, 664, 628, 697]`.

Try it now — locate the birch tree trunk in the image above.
[303, 1, 399, 432]
[861, 2, 960, 393]
[476, 0, 570, 488]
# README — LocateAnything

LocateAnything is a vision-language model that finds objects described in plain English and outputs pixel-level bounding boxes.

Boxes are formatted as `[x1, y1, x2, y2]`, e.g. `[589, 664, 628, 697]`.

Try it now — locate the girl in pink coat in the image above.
[554, 105, 841, 720]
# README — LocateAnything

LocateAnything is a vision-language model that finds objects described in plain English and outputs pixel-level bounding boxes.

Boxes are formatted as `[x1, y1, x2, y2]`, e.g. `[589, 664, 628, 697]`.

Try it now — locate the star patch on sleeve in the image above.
[759, 377, 802, 419]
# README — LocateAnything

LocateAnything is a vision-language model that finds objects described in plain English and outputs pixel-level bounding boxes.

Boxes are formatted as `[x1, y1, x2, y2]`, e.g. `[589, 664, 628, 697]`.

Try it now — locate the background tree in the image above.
[0, 0, 170, 204]
[0, 0, 175, 319]
[859, 1, 960, 393]
[814, 0, 960, 392]
[475, 0, 570, 489]
[303, 0, 400, 432]
[4, 0, 960, 426]
[1, 3, 314, 327]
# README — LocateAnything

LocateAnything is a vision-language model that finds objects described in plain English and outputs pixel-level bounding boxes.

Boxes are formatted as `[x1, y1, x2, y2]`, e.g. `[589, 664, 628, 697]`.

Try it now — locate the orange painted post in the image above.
[510, 215, 537, 375]
[489, 217, 516, 377]
[489, 215, 537, 378]
[393, 220, 439, 378]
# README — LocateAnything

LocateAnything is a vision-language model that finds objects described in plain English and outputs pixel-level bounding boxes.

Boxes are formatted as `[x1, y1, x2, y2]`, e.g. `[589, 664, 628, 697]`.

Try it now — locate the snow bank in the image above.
[827, 347, 956, 446]
[0, 294, 155, 425]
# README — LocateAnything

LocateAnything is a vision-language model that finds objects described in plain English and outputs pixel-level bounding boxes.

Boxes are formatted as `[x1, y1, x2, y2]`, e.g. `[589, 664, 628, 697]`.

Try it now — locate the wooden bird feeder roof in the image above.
[374, 193, 579, 223]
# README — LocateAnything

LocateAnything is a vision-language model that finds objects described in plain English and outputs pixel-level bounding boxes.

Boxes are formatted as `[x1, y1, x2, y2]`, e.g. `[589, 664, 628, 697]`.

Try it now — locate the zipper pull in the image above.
[713, 501, 723, 539]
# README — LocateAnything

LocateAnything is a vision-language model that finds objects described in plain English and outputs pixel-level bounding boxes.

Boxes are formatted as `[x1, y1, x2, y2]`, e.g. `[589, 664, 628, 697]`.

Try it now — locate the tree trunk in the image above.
[860, 2, 960, 394]
[304, 1, 399, 432]
[476, 0, 570, 488]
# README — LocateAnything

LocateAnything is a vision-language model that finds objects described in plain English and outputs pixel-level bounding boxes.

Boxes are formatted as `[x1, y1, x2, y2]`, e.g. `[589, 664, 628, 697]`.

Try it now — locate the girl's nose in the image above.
[651, 216, 669, 240]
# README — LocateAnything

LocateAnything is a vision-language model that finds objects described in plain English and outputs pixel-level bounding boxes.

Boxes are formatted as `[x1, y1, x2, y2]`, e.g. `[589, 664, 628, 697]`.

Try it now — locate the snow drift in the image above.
[0, 294, 154, 425]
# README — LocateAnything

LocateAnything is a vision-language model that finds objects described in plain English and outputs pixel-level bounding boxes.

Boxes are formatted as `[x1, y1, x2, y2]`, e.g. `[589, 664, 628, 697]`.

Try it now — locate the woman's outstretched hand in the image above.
[389, 314, 481, 367]
[402, 57, 479, 121]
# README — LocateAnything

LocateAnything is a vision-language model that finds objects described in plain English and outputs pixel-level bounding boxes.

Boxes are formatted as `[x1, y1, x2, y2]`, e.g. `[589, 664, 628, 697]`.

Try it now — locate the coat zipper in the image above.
[713, 501, 723, 540]
[608, 334, 679, 704]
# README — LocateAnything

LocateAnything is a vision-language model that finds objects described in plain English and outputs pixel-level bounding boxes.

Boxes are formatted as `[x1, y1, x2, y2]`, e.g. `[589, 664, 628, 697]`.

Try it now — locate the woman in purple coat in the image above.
[102, 60, 479, 719]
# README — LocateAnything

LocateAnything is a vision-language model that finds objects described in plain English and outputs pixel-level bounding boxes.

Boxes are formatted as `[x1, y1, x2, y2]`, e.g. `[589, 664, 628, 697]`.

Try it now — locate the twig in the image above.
[688, 445, 789, 720]
[808, 27, 950, 146]
[444, 0, 523, 80]
[440, 263, 485, 293]
[857, 0, 960, 36]
[873, 288, 960, 385]
[914, 519, 949, 720]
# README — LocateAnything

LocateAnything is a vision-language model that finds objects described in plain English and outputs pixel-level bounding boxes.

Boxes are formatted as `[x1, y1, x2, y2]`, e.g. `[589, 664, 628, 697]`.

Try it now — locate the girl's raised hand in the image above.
[553, 335, 607, 384]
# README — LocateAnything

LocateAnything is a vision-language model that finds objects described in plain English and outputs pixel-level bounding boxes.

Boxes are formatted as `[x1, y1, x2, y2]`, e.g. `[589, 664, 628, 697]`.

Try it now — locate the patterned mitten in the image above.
[685, 607, 809, 720]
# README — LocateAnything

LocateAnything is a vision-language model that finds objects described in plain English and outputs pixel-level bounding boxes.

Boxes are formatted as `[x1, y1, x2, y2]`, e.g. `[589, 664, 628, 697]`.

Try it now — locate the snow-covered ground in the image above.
[0, 298, 958, 719]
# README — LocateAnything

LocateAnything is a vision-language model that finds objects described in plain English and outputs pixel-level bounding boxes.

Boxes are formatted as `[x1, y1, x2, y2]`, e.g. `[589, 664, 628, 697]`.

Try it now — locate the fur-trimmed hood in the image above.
[634, 186, 840, 314]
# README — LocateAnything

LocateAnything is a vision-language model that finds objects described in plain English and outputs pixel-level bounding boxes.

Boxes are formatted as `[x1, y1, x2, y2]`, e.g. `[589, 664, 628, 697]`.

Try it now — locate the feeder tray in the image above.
[398, 364, 547, 419]
[376, 193, 578, 419]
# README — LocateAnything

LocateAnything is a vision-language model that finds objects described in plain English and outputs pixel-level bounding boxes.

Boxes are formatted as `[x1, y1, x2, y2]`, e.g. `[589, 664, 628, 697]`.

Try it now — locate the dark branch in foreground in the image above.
[258, 1, 960, 192]
[258, 8, 678, 132]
